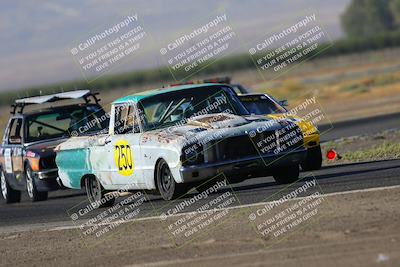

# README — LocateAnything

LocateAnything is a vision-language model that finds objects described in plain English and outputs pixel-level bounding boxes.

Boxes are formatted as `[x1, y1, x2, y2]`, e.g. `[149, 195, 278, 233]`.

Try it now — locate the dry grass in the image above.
[322, 129, 400, 165]
[1, 48, 400, 140]
[250, 48, 400, 122]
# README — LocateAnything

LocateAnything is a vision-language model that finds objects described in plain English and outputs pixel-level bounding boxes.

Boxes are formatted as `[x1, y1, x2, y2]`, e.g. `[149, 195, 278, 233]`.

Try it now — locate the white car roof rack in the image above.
[11, 90, 100, 114]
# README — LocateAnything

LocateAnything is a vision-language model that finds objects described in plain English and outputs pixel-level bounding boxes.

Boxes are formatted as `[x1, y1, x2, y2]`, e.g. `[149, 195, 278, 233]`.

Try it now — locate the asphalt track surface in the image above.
[319, 112, 400, 142]
[0, 112, 399, 230]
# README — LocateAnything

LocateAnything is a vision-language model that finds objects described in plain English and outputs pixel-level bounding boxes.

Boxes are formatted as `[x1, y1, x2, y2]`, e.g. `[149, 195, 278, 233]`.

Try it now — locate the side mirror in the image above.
[98, 135, 112, 146]
[9, 135, 22, 144]
[133, 125, 141, 134]
[104, 135, 112, 144]
[279, 100, 288, 107]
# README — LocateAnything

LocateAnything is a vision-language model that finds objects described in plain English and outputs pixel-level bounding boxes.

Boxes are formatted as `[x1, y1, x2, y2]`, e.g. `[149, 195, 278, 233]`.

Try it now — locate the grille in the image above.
[205, 126, 303, 163]
[216, 135, 258, 161]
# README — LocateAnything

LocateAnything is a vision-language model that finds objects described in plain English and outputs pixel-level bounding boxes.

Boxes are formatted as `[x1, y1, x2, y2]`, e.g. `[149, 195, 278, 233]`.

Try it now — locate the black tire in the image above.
[26, 166, 48, 202]
[1, 170, 21, 203]
[273, 164, 300, 184]
[156, 159, 187, 200]
[85, 175, 115, 208]
[301, 145, 323, 171]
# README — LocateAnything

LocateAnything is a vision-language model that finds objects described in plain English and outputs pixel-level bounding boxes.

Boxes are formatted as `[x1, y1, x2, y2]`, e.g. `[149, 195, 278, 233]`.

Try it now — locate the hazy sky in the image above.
[0, 0, 350, 91]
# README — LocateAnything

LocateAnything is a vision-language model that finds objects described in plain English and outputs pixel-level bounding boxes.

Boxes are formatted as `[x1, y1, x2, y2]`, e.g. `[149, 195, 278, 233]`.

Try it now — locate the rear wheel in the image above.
[156, 159, 187, 200]
[1, 170, 21, 203]
[85, 175, 115, 208]
[273, 164, 300, 184]
[301, 145, 323, 171]
[26, 166, 48, 202]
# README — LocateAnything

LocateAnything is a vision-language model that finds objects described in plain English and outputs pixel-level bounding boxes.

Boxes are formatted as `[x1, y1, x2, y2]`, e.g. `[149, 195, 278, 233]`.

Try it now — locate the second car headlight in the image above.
[182, 144, 204, 165]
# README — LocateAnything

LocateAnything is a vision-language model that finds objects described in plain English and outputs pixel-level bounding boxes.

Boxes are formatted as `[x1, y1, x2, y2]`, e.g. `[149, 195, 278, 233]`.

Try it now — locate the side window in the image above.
[8, 119, 23, 144]
[114, 104, 140, 135]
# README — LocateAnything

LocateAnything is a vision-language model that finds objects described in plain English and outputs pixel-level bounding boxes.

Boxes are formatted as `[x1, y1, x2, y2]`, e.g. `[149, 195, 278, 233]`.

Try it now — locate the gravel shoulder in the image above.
[1, 186, 399, 267]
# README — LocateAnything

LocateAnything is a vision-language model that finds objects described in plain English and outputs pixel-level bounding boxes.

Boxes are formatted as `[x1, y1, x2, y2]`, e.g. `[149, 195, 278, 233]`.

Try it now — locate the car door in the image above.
[110, 103, 144, 186]
[2, 118, 24, 188]
[91, 103, 144, 188]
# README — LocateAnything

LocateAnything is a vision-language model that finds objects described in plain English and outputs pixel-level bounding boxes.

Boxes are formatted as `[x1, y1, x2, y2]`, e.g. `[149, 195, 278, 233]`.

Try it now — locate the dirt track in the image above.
[1, 186, 399, 267]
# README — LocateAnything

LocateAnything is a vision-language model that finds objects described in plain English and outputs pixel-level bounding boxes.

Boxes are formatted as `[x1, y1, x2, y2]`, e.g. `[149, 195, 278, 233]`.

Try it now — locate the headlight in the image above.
[28, 157, 40, 171]
[182, 144, 204, 165]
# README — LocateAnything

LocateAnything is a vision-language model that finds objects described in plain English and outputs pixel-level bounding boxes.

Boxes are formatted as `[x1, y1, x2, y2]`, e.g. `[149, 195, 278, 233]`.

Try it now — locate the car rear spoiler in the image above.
[11, 90, 101, 114]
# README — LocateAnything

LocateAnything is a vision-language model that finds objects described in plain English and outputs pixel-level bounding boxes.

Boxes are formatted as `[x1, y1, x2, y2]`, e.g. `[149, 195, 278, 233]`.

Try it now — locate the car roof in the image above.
[112, 83, 226, 104]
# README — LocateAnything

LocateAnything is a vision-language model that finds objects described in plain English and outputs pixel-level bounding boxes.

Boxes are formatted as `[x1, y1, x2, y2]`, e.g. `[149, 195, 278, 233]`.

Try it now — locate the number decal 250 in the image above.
[114, 140, 134, 176]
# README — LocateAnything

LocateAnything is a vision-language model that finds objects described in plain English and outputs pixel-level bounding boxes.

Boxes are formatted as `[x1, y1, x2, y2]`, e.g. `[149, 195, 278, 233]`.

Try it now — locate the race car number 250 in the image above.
[114, 140, 134, 176]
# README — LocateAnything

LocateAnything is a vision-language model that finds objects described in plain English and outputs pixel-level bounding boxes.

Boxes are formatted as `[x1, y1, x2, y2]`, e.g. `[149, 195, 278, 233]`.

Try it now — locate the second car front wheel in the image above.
[301, 145, 323, 171]
[273, 164, 300, 184]
[26, 166, 48, 202]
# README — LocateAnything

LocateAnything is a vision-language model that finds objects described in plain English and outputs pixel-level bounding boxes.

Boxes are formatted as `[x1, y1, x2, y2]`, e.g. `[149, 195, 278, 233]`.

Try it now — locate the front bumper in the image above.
[180, 148, 306, 183]
[35, 168, 58, 180]
[303, 133, 320, 148]
[31, 168, 60, 191]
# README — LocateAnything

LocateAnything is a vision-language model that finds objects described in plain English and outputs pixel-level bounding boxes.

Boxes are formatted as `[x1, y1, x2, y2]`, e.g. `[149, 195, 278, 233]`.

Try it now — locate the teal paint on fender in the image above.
[56, 148, 92, 189]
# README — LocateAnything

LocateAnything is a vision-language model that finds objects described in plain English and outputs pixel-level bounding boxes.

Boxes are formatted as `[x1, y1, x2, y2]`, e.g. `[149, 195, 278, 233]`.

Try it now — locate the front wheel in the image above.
[301, 145, 323, 171]
[156, 159, 187, 200]
[273, 164, 300, 184]
[1, 170, 21, 203]
[85, 175, 115, 208]
[26, 166, 48, 202]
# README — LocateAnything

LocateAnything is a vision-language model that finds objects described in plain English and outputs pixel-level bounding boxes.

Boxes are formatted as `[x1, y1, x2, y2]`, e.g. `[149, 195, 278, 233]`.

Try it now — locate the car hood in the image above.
[265, 113, 318, 135]
[142, 113, 293, 148]
[25, 138, 67, 154]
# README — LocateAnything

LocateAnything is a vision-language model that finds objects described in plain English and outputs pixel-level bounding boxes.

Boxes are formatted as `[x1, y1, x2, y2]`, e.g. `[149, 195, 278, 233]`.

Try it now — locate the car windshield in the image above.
[230, 84, 249, 94]
[25, 105, 108, 142]
[137, 85, 249, 131]
[239, 95, 286, 115]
